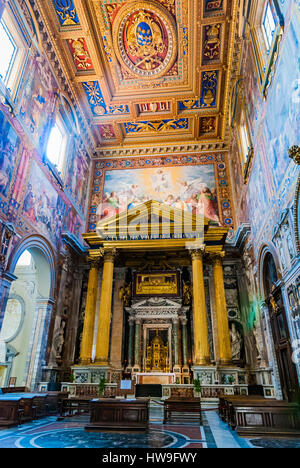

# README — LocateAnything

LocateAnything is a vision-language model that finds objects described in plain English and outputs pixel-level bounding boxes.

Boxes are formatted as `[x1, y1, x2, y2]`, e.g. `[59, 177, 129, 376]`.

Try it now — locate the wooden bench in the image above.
[46, 391, 68, 415]
[0, 396, 24, 427]
[219, 395, 300, 437]
[85, 398, 149, 431]
[1, 387, 28, 394]
[163, 397, 202, 425]
[60, 397, 91, 417]
[0, 392, 66, 426]
[219, 395, 265, 424]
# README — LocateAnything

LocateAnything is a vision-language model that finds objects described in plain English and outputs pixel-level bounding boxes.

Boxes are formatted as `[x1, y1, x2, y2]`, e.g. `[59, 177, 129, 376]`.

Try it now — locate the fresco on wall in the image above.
[98, 164, 220, 223]
[23, 161, 65, 244]
[64, 141, 90, 212]
[19, 55, 57, 153]
[263, 17, 300, 193]
[63, 205, 84, 240]
[246, 145, 270, 239]
[0, 111, 21, 198]
[240, 40, 263, 140]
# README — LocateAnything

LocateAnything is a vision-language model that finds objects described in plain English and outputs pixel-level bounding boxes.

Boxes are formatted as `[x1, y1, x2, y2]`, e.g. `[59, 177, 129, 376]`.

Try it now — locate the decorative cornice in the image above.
[94, 142, 229, 159]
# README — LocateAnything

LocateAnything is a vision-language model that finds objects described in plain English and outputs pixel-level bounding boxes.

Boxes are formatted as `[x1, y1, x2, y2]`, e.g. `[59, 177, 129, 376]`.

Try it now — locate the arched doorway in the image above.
[0, 237, 55, 390]
[262, 251, 299, 401]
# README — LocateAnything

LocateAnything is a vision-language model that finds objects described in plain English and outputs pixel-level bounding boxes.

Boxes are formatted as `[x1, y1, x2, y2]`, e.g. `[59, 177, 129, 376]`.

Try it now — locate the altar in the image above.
[135, 373, 176, 385]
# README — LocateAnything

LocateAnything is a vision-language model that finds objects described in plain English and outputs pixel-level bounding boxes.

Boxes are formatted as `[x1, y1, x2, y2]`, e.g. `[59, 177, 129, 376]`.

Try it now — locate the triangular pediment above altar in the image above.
[95, 199, 210, 241]
[129, 297, 183, 310]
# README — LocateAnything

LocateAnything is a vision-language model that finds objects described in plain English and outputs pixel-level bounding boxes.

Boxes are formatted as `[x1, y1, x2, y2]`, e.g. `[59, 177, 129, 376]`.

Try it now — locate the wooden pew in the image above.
[0, 396, 23, 427]
[32, 394, 49, 419]
[219, 395, 265, 424]
[45, 392, 68, 415]
[1, 387, 28, 394]
[85, 398, 149, 431]
[60, 397, 91, 418]
[163, 397, 202, 425]
[219, 395, 300, 437]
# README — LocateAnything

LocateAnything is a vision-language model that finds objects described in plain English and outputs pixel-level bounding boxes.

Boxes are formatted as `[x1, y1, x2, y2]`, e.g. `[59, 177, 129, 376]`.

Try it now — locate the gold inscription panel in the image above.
[135, 271, 179, 296]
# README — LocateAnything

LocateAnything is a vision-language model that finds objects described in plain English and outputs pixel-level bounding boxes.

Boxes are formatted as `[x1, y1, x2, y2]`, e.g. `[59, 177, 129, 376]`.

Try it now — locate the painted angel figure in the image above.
[151, 169, 173, 196]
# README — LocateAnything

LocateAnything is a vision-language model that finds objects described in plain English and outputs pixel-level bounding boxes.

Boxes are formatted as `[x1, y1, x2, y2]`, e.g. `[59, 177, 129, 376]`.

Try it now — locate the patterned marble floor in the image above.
[0, 404, 299, 449]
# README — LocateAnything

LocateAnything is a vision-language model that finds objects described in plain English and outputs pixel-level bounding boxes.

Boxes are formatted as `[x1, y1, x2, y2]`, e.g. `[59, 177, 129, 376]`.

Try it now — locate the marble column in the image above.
[63, 267, 84, 367]
[48, 251, 72, 367]
[191, 248, 211, 366]
[181, 318, 188, 366]
[94, 250, 116, 366]
[128, 318, 134, 368]
[211, 252, 232, 366]
[134, 319, 141, 368]
[79, 260, 100, 365]
[173, 318, 179, 366]
[109, 269, 125, 371]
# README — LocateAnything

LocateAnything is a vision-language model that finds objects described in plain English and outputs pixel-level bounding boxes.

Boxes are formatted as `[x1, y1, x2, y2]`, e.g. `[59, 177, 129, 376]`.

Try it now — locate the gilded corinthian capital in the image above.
[103, 248, 117, 262]
[208, 251, 225, 265]
[190, 245, 206, 261]
[289, 145, 300, 165]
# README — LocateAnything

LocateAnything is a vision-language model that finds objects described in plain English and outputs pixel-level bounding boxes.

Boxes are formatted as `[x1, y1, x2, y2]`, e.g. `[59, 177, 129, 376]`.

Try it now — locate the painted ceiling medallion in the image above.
[113, 0, 177, 79]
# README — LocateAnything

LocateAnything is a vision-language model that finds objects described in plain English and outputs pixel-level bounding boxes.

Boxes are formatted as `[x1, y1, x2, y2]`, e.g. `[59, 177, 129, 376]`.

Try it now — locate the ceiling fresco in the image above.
[39, 0, 238, 154]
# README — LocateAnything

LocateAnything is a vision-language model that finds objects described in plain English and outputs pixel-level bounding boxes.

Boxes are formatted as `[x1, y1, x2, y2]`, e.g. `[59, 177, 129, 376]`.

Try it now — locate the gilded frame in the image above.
[133, 270, 181, 298]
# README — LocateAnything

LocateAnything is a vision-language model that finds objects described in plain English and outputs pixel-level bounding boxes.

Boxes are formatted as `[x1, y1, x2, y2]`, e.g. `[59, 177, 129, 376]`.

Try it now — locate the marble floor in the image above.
[0, 403, 299, 448]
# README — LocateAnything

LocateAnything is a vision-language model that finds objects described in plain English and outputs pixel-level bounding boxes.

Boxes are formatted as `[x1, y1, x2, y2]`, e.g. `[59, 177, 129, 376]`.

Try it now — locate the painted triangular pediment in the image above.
[96, 199, 209, 240]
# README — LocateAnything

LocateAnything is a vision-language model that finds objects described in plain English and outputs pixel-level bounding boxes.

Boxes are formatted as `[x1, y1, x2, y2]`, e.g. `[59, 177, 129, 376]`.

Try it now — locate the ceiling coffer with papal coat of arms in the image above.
[44, 0, 237, 151]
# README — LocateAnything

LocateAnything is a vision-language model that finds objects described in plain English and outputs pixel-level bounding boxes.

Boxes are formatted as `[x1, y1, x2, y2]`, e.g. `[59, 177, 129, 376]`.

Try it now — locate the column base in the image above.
[217, 359, 233, 367]
[194, 358, 212, 366]
[78, 358, 92, 366]
[93, 360, 109, 366]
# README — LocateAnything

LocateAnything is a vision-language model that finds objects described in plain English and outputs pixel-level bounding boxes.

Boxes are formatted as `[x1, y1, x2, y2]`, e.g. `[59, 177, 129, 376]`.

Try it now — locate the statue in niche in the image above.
[282, 223, 295, 260]
[56, 320, 66, 359]
[253, 319, 262, 361]
[119, 284, 132, 307]
[230, 322, 242, 360]
[275, 236, 287, 270]
[183, 281, 192, 305]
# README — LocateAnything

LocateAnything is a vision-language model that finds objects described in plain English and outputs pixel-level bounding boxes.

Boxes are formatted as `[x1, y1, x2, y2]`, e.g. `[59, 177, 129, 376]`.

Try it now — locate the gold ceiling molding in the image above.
[32, 0, 241, 153]
[95, 142, 229, 160]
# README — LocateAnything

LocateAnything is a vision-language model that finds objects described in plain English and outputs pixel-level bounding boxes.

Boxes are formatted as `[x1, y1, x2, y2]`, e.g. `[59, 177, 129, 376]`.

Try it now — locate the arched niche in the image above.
[258, 244, 281, 300]
[0, 235, 56, 389]
[7, 234, 56, 300]
[258, 244, 299, 401]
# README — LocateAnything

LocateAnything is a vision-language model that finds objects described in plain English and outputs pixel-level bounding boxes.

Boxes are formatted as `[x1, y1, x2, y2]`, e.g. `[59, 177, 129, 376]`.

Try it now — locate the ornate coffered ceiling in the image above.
[36, 0, 240, 157]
